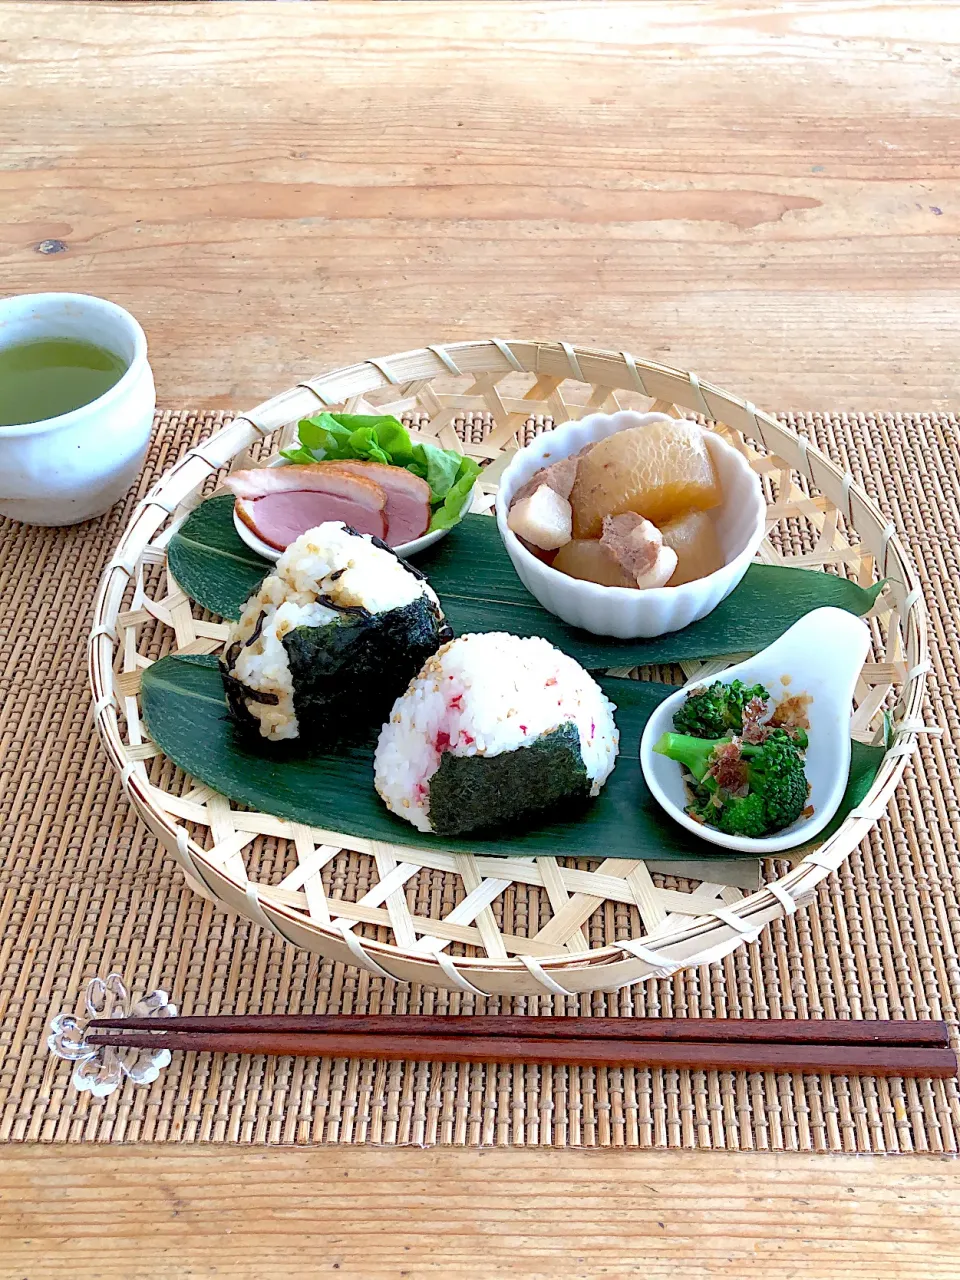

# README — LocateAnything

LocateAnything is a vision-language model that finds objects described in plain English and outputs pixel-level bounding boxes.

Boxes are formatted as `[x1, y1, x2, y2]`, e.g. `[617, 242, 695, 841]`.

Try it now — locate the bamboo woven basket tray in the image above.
[89, 341, 929, 997]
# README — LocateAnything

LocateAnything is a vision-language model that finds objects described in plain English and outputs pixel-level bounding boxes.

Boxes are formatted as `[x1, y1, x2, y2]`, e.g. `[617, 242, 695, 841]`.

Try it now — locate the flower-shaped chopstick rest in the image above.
[48, 973, 176, 1097]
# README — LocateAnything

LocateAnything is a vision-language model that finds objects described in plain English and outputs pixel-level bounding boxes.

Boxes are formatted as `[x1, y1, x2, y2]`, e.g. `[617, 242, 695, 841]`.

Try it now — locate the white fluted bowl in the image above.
[495, 410, 767, 639]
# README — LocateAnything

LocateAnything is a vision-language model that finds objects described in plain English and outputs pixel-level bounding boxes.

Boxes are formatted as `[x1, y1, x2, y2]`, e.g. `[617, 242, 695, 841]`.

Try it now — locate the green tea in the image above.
[0, 337, 128, 427]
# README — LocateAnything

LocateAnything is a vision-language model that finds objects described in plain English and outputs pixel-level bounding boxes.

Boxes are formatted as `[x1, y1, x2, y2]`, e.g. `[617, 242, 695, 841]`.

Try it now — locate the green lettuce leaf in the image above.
[277, 445, 317, 465]
[279, 412, 478, 530]
[428, 455, 482, 531]
[411, 442, 458, 501]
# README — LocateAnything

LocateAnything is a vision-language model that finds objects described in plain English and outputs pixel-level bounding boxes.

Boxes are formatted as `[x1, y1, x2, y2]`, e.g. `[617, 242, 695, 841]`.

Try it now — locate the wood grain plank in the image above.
[2, 1145, 960, 1279]
[1, 2, 958, 407]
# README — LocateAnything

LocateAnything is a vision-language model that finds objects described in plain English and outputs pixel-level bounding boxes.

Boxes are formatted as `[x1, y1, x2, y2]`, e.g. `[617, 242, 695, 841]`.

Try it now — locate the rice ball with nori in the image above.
[220, 521, 451, 743]
[374, 632, 619, 836]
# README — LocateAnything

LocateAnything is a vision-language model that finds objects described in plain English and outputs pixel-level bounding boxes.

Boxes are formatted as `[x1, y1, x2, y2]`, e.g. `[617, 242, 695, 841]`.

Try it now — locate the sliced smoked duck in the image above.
[320, 460, 431, 545]
[226, 465, 387, 551]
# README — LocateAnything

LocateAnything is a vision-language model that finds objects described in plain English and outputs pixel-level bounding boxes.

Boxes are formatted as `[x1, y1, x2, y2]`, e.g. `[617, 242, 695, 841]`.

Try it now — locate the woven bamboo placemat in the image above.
[0, 408, 957, 1151]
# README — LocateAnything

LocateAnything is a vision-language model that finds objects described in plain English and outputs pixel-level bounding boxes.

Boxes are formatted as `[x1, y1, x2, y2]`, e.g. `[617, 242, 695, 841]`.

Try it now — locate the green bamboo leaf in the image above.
[168, 497, 886, 669]
[167, 495, 270, 620]
[423, 518, 887, 668]
[141, 654, 884, 863]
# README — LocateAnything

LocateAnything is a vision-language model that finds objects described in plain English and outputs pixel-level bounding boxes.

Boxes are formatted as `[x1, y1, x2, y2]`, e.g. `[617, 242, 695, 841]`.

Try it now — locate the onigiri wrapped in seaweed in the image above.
[374, 632, 619, 836]
[221, 522, 451, 743]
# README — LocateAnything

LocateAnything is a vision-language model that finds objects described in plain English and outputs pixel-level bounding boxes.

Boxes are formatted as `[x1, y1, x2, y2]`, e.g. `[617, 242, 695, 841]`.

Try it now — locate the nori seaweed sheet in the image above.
[426, 721, 592, 837]
[280, 595, 451, 744]
[219, 662, 280, 736]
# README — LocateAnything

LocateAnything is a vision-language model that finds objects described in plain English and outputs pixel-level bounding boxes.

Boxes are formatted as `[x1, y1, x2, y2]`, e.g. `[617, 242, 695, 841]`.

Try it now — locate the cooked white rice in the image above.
[227, 521, 439, 740]
[374, 632, 619, 832]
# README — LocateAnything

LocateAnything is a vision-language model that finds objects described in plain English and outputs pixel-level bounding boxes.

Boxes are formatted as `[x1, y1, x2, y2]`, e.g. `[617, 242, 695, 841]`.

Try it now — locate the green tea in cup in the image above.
[0, 336, 128, 427]
[0, 292, 155, 526]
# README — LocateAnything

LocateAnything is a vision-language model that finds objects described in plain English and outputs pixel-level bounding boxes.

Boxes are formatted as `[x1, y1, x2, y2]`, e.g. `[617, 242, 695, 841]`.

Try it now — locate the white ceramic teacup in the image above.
[0, 293, 155, 526]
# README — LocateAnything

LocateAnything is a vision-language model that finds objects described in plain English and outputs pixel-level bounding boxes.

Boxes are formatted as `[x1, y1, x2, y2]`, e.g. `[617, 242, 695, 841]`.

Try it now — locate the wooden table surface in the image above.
[2, 1, 958, 411]
[2, 1145, 959, 1279]
[2, 4, 959, 1277]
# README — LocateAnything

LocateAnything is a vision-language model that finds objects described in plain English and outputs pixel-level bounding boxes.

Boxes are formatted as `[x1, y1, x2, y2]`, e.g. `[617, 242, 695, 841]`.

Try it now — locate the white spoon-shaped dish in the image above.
[231, 456, 476, 562]
[639, 607, 872, 853]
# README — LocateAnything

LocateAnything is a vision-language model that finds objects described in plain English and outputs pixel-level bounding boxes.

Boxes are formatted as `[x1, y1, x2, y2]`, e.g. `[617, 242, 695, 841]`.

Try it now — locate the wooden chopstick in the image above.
[89, 1014, 951, 1048]
[84, 1027, 957, 1079]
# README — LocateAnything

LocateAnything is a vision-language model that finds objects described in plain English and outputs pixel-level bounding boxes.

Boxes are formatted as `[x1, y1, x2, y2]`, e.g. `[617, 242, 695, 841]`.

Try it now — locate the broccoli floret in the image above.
[653, 728, 809, 838]
[716, 792, 769, 839]
[741, 730, 809, 831]
[651, 732, 720, 782]
[672, 679, 771, 739]
[680, 770, 769, 838]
